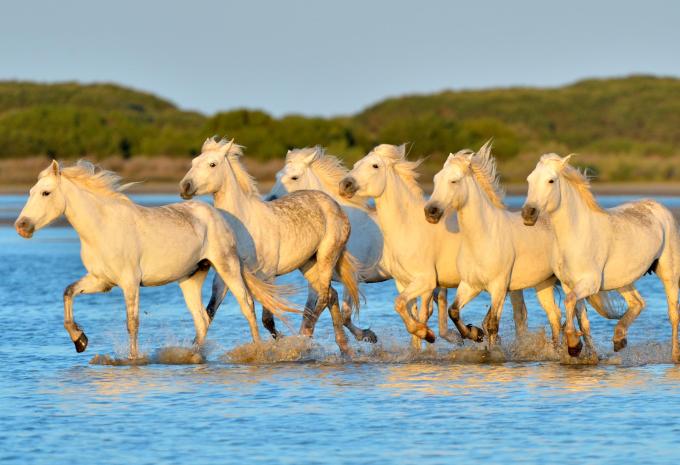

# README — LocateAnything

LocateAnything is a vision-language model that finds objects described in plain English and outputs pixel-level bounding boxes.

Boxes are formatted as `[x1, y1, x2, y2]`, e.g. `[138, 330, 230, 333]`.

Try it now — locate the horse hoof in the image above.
[424, 328, 436, 344]
[613, 338, 627, 352]
[361, 329, 378, 344]
[467, 324, 485, 343]
[74, 333, 88, 353]
[567, 339, 583, 357]
[272, 331, 284, 340]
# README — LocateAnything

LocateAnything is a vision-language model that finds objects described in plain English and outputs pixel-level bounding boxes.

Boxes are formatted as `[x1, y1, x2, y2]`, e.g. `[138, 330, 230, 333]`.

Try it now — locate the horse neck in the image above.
[62, 179, 118, 246]
[549, 179, 599, 248]
[213, 161, 267, 224]
[374, 169, 425, 242]
[457, 177, 504, 244]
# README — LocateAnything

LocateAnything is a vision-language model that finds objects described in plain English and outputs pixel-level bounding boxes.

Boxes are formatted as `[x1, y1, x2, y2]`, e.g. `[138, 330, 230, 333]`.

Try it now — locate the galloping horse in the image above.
[267, 146, 460, 342]
[179, 137, 360, 354]
[423, 142, 618, 348]
[339, 144, 531, 348]
[522, 154, 680, 361]
[15, 160, 296, 359]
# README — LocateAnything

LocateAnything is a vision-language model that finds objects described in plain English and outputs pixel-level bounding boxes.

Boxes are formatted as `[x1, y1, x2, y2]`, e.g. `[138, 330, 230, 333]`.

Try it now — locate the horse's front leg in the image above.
[448, 281, 483, 342]
[562, 280, 600, 358]
[63, 274, 111, 353]
[435, 288, 460, 344]
[121, 285, 141, 359]
[534, 279, 563, 348]
[482, 283, 508, 348]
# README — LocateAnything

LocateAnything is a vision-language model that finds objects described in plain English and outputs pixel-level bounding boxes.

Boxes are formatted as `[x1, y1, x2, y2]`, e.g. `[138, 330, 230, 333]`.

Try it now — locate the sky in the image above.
[1, 0, 679, 117]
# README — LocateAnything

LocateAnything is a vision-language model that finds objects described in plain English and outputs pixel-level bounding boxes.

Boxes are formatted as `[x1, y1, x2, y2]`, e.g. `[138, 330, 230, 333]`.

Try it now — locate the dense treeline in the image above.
[1, 76, 679, 181]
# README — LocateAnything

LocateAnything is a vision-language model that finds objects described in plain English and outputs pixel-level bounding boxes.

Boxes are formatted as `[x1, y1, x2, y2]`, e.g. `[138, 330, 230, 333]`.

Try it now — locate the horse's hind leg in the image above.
[261, 307, 281, 339]
[211, 253, 261, 343]
[63, 274, 112, 353]
[656, 262, 680, 362]
[122, 285, 141, 360]
[179, 266, 211, 347]
[341, 288, 377, 343]
[329, 287, 352, 355]
[534, 281, 562, 347]
[206, 274, 228, 322]
[510, 290, 528, 338]
[612, 284, 645, 352]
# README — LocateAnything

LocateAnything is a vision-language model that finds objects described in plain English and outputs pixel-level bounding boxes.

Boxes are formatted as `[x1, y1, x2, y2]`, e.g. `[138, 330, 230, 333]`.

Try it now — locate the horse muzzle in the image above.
[339, 177, 358, 198]
[179, 180, 196, 200]
[521, 204, 539, 226]
[424, 203, 444, 224]
[14, 217, 35, 239]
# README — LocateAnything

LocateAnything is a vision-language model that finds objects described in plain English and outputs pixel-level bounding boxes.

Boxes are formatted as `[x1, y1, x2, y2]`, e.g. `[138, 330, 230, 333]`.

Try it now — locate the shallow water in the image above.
[2, 195, 680, 464]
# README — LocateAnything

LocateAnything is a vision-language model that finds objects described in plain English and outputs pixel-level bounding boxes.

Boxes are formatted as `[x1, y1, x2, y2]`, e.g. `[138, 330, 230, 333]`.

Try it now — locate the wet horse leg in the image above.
[612, 284, 645, 352]
[179, 266, 211, 347]
[448, 281, 484, 342]
[436, 288, 461, 344]
[341, 288, 378, 343]
[63, 274, 112, 353]
[534, 281, 563, 347]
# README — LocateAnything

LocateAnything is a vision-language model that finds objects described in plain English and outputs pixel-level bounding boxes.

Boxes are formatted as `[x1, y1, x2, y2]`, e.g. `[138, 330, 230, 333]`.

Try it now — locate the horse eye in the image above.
[291, 176, 299, 181]
[209, 162, 217, 168]
[450, 180, 457, 184]
[41, 191, 51, 197]
[548, 179, 555, 184]
[372, 164, 379, 169]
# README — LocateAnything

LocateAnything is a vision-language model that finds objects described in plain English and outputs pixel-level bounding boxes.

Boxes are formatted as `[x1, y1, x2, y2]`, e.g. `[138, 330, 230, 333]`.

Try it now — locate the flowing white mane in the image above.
[287, 146, 372, 211]
[204, 136, 259, 196]
[373, 143, 424, 198]
[470, 141, 505, 209]
[541, 153, 604, 213]
[43, 160, 133, 202]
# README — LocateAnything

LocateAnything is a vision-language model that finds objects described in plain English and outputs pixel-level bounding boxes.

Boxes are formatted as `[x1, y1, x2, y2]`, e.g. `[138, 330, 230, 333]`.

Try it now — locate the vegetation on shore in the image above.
[1, 75, 679, 184]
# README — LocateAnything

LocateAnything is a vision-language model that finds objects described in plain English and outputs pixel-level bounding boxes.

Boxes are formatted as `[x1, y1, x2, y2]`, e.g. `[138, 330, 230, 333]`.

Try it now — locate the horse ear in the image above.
[302, 147, 318, 165]
[560, 154, 575, 169]
[222, 138, 236, 157]
[50, 160, 61, 176]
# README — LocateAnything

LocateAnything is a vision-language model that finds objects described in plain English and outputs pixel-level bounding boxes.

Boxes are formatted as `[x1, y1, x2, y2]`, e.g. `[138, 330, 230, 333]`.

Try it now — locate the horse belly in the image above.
[139, 235, 204, 286]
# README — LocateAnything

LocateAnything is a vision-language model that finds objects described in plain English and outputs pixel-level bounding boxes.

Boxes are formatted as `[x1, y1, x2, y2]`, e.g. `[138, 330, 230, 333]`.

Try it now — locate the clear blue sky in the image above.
[1, 0, 678, 117]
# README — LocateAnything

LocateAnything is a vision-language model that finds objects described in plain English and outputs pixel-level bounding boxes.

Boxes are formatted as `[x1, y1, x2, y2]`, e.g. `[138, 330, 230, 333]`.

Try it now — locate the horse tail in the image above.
[586, 291, 625, 320]
[336, 250, 362, 316]
[242, 269, 301, 324]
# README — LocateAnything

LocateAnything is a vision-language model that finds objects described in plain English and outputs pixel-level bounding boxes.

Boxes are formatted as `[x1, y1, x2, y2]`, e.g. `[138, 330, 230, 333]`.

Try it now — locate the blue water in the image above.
[1, 195, 680, 464]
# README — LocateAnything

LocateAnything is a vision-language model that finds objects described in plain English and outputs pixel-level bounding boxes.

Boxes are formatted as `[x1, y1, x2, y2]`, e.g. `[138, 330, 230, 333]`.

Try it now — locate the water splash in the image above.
[89, 346, 205, 365]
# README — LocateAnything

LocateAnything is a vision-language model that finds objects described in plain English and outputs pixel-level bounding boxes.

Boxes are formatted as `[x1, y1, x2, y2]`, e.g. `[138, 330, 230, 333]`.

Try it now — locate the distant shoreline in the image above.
[5, 181, 680, 196]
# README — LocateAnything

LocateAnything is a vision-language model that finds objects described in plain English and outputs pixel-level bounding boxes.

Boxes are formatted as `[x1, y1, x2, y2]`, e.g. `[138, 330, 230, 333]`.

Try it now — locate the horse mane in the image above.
[204, 136, 260, 196]
[287, 146, 373, 211]
[43, 160, 133, 202]
[541, 153, 604, 213]
[469, 141, 505, 209]
[373, 144, 424, 198]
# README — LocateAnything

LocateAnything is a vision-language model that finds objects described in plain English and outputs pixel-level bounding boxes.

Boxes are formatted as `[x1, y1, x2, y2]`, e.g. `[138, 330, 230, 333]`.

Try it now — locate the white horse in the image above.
[179, 137, 360, 354]
[265, 146, 387, 342]
[522, 154, 680, 361]
[14, 160, 297, 359]
[423, 142, 582, 347]
[266, 146, 460, 343]
[339, 144, 531, 348]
